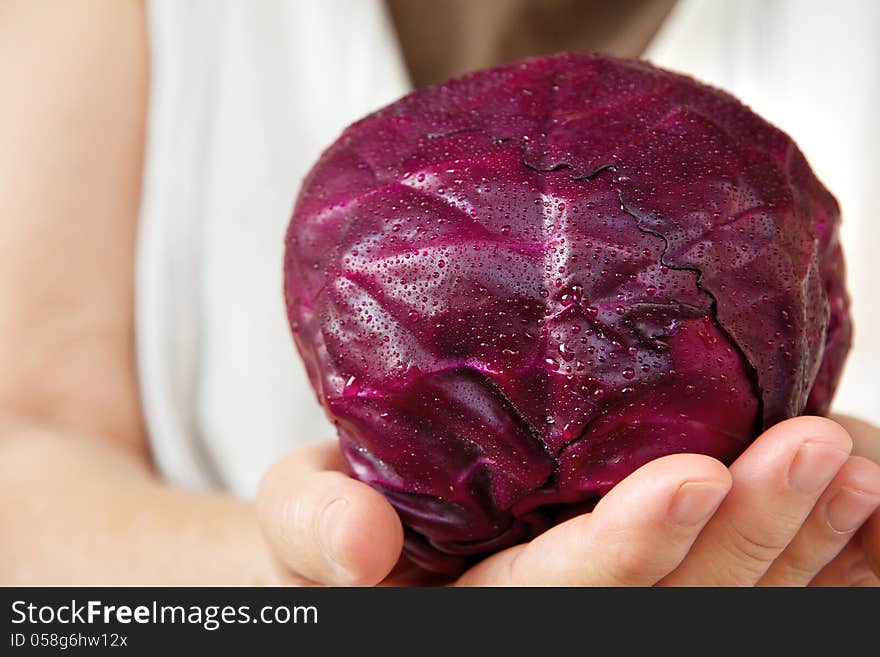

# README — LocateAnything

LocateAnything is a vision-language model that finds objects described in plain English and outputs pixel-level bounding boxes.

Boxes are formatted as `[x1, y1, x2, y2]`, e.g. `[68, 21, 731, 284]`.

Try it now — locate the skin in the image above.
[1, 0, 879, 587]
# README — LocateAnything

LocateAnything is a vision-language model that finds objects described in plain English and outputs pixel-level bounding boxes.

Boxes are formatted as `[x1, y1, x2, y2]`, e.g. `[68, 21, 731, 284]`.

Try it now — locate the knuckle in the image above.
[768, 550, 822, 586]
[277, 494, 309, 546]
[259, 473, 336, 551]
[723, 521, 789, 572]
[610, 542, 668, 586]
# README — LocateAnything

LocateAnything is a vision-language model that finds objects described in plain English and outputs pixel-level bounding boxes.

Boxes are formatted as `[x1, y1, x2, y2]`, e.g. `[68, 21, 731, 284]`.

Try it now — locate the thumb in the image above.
[256, 441, 403, 586]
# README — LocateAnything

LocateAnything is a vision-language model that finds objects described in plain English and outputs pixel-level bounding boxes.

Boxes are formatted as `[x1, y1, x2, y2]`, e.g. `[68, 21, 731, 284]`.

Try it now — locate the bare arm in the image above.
[0, 0, 279, 585]
[0, 0, 146, 446]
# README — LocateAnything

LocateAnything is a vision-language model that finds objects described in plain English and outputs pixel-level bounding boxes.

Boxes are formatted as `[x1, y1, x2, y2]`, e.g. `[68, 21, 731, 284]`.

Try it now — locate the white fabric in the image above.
[138, 0, 410, 494]
[138, 0, 879, 496]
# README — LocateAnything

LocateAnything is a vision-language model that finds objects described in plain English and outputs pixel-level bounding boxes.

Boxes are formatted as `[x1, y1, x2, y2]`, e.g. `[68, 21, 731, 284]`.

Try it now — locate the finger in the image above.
[660, 416, 852, 587]
[810, 533, 880, 587]
[256, 441, 403, 586]
[758, 456, 880, 586]
[863, 508, 880, 580]
[456, 453, 731, 586]
[830, 414, 880, 465]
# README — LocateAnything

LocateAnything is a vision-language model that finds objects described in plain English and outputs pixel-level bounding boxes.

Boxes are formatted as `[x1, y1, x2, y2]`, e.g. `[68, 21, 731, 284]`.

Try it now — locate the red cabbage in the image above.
[284, 52, 851, 574]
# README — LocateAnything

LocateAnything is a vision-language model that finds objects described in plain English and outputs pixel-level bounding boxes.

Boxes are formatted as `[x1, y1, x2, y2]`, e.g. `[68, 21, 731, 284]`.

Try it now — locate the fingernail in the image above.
[319, 498, 353, 578]
[788, 441, 849, 493]
[826, 488, 880, 534]
[670, 481, 728, 525]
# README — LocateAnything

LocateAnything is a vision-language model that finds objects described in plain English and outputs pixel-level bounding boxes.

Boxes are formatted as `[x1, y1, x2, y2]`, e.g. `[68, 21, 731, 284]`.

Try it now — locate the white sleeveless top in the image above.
[138, 0, 880, 496]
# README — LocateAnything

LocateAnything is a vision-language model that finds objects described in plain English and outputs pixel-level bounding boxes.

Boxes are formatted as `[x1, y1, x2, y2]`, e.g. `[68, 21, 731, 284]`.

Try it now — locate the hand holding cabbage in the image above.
[282, 53, 872, 579]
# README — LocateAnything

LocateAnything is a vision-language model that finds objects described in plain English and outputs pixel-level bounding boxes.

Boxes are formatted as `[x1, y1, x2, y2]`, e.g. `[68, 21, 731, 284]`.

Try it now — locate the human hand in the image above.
[257, 416, 880, 586]
[808, 414, 880, 586]
[656, 416, 880, 586]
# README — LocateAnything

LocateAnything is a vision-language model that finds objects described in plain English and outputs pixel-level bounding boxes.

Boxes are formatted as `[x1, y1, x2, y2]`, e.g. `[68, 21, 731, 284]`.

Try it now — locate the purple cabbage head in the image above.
[284, 53, 851, 574]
